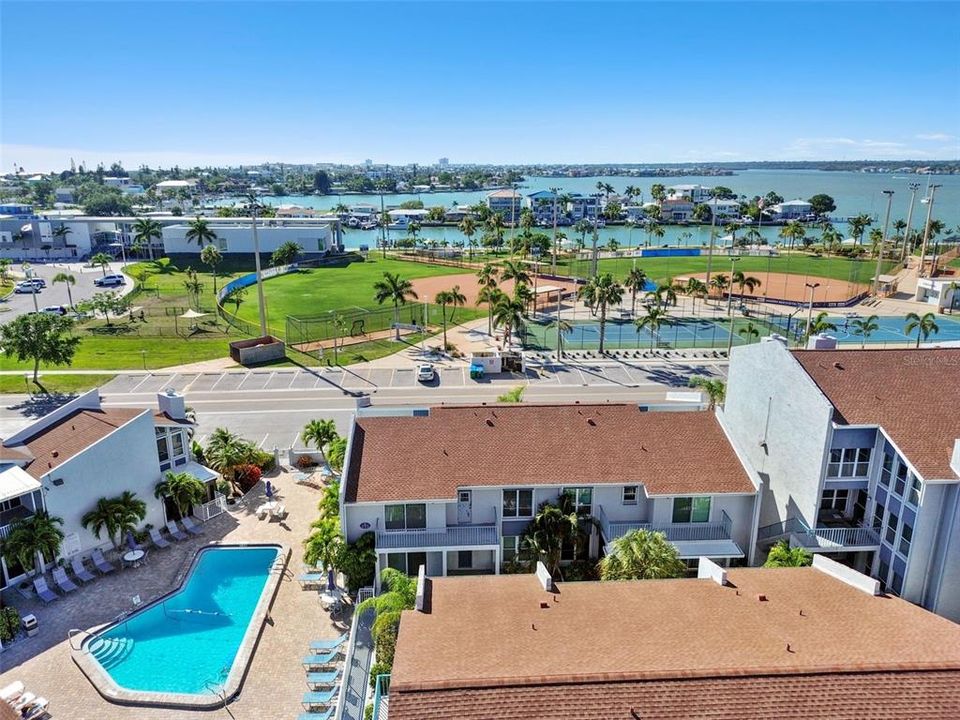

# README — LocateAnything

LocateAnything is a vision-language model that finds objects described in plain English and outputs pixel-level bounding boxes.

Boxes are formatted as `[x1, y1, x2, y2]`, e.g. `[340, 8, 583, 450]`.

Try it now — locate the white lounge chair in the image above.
[166, 520, 189, 541]
[91, 549, 116, 574]
[149, 528, 171, 548]
[181, 516, 204, 535]
[33, 577, 58, 603]
[21, 697, 48, 720]
[12, 692, 36, 711]
[52, 567, 79, 593]
[71, 557, 96, 583]
[269, 504, 286, 521]
[0, 680, 24, 701]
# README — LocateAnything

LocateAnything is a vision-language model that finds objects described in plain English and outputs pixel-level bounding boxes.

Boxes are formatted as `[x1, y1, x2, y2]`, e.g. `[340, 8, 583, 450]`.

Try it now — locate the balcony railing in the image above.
[372, 673, 391, 720]
[597, 505, 733, 544]
[758, 516, 881, 550]
[376, 521, 499, 550]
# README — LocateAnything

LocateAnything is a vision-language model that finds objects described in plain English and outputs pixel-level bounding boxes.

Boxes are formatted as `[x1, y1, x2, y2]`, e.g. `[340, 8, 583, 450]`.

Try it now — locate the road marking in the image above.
[209, 373, 227, 391]
[129, 375, 154, 392]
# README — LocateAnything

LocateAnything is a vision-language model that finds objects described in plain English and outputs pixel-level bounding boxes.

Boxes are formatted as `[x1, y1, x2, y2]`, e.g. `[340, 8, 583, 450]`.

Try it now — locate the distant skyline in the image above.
[2, 1, 959, 172]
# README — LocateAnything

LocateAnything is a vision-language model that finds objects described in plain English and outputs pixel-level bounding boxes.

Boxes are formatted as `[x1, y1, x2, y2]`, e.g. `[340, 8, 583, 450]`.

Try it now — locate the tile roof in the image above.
[344, 405, 755, 503]
[388, 568, 960, 719]
[2, 408, 145, 479]
[793, 348, 960, 479]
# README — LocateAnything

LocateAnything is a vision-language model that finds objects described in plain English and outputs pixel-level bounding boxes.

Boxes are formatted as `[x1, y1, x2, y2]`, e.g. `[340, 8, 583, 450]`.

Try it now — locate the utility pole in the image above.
[248, 194, 268, 337]
[873, 190, 894, 296]
[917, 184, 942, 278]
[550, 186, 560, 276]
[705, 198, 718, 291]
[900, 183, 920, 264]
[803, 282, 821, 342]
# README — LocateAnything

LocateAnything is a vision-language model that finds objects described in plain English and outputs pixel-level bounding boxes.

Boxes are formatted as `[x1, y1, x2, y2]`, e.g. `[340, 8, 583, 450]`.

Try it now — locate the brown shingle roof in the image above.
[793, 348, 960, 479]
[345, 405, 755, 503]
[387, 568, 960, 719]
[3, 408, 145, 479]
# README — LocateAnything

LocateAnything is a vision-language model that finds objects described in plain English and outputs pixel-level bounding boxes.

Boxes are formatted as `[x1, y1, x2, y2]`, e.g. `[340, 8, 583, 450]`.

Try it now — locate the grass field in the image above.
[949, 257, 960, 269]
[0, 374, 117, 395]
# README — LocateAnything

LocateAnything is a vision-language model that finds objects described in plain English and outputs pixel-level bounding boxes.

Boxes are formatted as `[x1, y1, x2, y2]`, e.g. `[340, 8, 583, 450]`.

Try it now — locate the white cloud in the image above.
[916, 132, 956, 142]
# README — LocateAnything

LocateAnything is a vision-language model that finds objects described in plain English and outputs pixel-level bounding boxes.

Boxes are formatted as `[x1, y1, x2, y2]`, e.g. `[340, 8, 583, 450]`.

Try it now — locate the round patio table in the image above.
[123, 549, 145, 567]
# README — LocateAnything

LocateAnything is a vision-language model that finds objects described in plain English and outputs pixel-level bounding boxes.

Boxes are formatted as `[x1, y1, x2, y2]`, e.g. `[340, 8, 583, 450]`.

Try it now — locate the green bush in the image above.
[0, 606, 22, 643]
[338, 531, 377, 593]
[253, 449, 276, 473]
[364, 703, 375, 720]
[369, 662, 391, 690]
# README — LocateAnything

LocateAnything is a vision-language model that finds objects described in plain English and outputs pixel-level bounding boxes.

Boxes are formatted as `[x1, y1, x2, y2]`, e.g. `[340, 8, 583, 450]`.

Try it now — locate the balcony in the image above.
[596, 506, 742, 559]
[0, 505, 34, 540]
[758, 516, 880, 552]
[375, 523, 499, 551]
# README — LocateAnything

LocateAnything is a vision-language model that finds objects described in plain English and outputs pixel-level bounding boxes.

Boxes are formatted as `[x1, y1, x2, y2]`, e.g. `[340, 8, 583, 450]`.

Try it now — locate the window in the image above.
[819, 489, 849, 513]
[894, 463, 907, 496]
[890, 571, 904, 596]
[873, 501, 885, 530]
[563, 487, 593, 516]
[386, 551, 426, 576]
[827, 448, 871, 478]
[502, 490, 533, 518]
[878, 559, 890, 591]
[0, 496, 23, 513]
[880, 453, 893, 487]
[672, 497, 711, 523]
[899, 523, 913, 556]
[622, 486, 638, 505]
[217, 238, 228, 251]
[385, 504, 426, 531]
[502, 536, 518, 563]
[885, 512, 899, 545]
[458, 551, 473, 569]
[907, 474, 921, 506]
[156, 435, 169, 466]
[171, 431, 185, 458]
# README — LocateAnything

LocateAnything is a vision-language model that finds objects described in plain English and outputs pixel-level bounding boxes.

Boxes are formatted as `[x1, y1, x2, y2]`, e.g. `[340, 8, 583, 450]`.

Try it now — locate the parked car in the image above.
[416, 364, 436, 383]
[41, 305, 67, 316]
[14, 280, 42, 294]
[94, 274, 126, 287]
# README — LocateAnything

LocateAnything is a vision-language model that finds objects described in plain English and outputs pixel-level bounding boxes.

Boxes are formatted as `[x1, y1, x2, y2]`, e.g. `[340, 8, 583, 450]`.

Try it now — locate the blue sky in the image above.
[2, 1, 958, 170]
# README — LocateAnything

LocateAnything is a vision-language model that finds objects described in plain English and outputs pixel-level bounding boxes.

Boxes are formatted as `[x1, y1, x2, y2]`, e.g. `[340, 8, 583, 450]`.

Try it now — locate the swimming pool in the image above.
[77, 544, 286, 707]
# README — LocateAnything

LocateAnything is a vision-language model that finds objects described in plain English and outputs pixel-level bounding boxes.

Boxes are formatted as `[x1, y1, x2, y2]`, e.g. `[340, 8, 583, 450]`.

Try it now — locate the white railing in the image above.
[194, 494, 227, 522]
[0, 524, 10, 541]
[597, 505, 733, 544]
[810, 524, 881, 549]
[375, 521, 499, 550]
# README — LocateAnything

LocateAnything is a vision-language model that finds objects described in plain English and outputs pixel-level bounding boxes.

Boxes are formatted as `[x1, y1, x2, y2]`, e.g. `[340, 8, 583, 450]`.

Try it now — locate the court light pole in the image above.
[917, 184, 942, 278]
[246, 193, 268, 337]
[803, 281, 821, 343]
[724, 257, 740, 357]
[900, 183, 920, 264]
[873, 190, 894, 296]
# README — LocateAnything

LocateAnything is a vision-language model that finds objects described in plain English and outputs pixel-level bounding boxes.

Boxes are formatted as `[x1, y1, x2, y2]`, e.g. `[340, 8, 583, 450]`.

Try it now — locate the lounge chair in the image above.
[71, 557, 96, 584]
[91, 549, 116, 574]
[298, 572, 324, 588]
[309, 633, 348, 651]
[12, 692, 35, 711]
[52, 567, 79, 593]
[302, 689, 337, 710]
[269, 504, 286, 521]
[149, 528, 171, 549]
[166, 520, 189, 541]
[181, 516, 204, 535]
[33, 577, 58, 603]
[21, 697, 48, 720]
[305, 670, 341, 688]
[297, 711, 333, 720]
[0, 681, 24, 701]
[301, 651, 340, 668]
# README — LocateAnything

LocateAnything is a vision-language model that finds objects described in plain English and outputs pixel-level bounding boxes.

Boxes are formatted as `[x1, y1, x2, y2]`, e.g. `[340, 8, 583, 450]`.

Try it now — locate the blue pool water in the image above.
[87, 545, 280, 695]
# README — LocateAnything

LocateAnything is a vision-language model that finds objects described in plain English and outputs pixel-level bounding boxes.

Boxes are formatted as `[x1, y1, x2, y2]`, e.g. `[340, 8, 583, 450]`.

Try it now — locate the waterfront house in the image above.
[523, 190, 559, 225]
[660, 197, 695, 222]
[667, 183, 712, 203]
[339, 404, 760, 585]
[485, 189, 523, 222]
[769, 198, 814, 220]
[564, 193, 599, 222]
[376, 558, 960, 719]
[721, 340, 960, 621]
[0, 389, 219, 590]
[704, 197, 741, 220]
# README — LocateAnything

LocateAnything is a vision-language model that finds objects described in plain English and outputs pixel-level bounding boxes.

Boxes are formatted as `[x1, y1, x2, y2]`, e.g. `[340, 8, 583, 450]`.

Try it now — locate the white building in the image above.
[162, 221, 337, 255]
[667, 184, 713, 203]
[770, 199, 814, 220]
[704, 198, 741, 220]
[915, 276, 960, 311]
[340, 404, 760, 585]
[485, 189, 523, 222]
[0, 390, 218, 590]
[660, 198, 695, 222]
[566, 193, 599, 222]
[524, 190, 560, 225]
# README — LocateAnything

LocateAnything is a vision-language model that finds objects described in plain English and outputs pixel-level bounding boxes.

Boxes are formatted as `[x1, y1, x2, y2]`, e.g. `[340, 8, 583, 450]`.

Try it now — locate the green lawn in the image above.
[0, 374, 117, 395]
[554, 253, 893, 285]
[949, 257, 960, 269]
[233, 256, 479, 333]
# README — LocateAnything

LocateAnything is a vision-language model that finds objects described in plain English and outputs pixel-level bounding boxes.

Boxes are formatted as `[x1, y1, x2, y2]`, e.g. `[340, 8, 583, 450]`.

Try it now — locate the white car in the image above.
[14, 280, 42, 294]
[416, 364, 436, 383]
[94, 274, 126, 287]
[41, 305, 68, 316]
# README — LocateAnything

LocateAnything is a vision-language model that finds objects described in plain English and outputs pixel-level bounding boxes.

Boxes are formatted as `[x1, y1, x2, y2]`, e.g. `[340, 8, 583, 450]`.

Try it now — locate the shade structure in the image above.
[179, 309, 208, 319]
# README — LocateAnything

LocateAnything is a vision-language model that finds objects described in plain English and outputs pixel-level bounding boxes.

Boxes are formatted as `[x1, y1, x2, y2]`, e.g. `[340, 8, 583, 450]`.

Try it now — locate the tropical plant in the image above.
[625, 267, 648, 316]
[303, 516, 344, 571]
[80, 491, 147, 549]
[154, 471, 207, 519]
[458, 217, 477, 261]
[636, 306, 669, 350]
[356, 568, 418, 674]
[182, 271, 204, 310]
[598, 529, 686, 581]
[326, 436, 348, 472]
[577, 273, 623, 353]
[185, 216, 217, 247]
[373, 272, 418, 339]
[732, 270, 761, 302]
[52, 272, 76, 308]
[520, 499, 581, 578]
[270, 240, 302, 267]
[492, 295, 526, 349]
[205, 427, 257, 493]
[905, 311, 939, 347]
[497, 385, 525, 403]
[132, 218, 162, 261]
[550, 316, 573, 359]
[685, 277, 709, 315]
[710, 272, 729, 299]
[199, 244, 223, 297]
[485, 213, 506, 252]
[848, 213, 872, 246]
[302, 419, 339, 459]
[0, 313, 80, 382]
[738, 322, 760, 343]
[500, 259, 531, 287]
[688, 377, 726, 410]
[1, 512, 64, 574]
[435, 285, 466, 348]
[779, 220, 806, 251]
[90, 252, 113, 276]
[52, 223, 72, 252]
[646, 221, 665, 247]
[764, 539, 812, 568]
[0, 258, 11, 286]
[850, 314, 880, 348]
[807, 311, 838, 339]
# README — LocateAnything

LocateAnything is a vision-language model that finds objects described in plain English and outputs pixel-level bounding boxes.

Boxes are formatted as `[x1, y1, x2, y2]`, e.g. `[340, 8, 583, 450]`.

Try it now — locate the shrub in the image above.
[132, 523, 154, 545]
[0, 606, 21, 643]
[369, 662, 391, 690]
[191, 440, 205, 464]
[296, 454, 316, 470]
[338, 531, 377, 593]
[234, 464, 262, 493]
[252, 449, 276, 473]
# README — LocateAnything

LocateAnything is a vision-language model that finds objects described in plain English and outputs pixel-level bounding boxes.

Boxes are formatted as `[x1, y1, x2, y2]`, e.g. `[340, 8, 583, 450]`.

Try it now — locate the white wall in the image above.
[343, 503, 383, 543]
[162, 224, 334, 254]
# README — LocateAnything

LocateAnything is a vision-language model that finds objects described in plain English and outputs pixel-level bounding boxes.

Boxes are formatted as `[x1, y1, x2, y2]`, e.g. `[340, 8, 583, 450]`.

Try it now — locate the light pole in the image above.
[248, 195, 268, 337]
[550, 186, 560, 276]
[109, 241, 127, 271]
[724, 257, 740, 357]
[917, 184, 942, 278]
[873, 190, 894, 296]
[803, 282, 821, 342]
[705, 199, 718, 291]
[900, 182, 920, 264]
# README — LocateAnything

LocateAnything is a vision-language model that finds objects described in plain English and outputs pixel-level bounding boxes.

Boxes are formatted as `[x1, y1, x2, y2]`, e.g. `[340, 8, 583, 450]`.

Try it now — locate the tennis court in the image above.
[524, 317, 773, 351]
[770, 313, 960, 345]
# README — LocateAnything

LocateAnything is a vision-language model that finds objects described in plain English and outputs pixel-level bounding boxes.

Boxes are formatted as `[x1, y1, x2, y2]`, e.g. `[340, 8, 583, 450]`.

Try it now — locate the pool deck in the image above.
[0, 469, 353, 719]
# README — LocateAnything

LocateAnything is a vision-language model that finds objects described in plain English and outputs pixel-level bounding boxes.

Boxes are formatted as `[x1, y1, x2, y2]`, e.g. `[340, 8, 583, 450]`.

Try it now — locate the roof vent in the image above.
[485, 419, 494, 427]
[52, 451, 59, 458]
[757, 594, 768, 602]
[539, 601, 549, 609]
[833, 362, 844, 370]
[587, 419, 596, 426]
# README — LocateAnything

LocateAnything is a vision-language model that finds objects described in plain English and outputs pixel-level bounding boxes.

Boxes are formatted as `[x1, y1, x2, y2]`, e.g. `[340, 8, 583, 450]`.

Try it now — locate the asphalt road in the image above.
[1, 261, 130, 321]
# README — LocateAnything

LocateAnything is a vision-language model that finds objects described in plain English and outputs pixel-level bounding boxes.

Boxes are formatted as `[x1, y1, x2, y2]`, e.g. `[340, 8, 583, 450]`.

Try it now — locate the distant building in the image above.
[704, 198, 741, 220]
[54, 187, 76, 204]
[162, 221, 337, 255]
[154, 179, 198, 194]
[660, 197, 695, 222]
[437, 157, 449, 167]
[565, 193, 599, 222]
[486, 189, 523, 221]
[667, 184, 712, 203]
[524, 190, 559, 224]
[770, 199, 814, 220]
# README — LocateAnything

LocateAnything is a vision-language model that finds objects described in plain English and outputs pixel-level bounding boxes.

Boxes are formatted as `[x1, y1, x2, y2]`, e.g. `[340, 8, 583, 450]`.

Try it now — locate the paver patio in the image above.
[0, 469, 352, 720]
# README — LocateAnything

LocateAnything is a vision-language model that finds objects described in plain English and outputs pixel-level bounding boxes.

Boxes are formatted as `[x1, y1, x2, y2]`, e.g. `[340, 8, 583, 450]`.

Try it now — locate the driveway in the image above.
[0, 262, 133, 322]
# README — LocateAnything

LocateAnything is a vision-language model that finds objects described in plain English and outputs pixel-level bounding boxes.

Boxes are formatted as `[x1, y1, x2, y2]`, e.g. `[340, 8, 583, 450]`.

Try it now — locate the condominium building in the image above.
[523, 190, 559, 224]
[0, 390, 219, 590]
[377, 557, 960, 719]
[721, 341, 960, 621]
[667, 183, 712, 203]
[485, 189, 523, 221]
[564, 193, 599, 222]
[339, 404, 760, 585]
[161, 221, 338, 255]
[704, 197, 742, 220]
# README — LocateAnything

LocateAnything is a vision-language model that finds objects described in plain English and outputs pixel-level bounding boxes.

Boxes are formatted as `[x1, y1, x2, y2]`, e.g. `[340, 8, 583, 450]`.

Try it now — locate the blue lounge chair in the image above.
[149, 528, 171, 549]
[91, 549, 116, 574]
[71, 557, 96, 583]
[305, 670, 340, 688]
[52, 567, 79, 593]
[298, 573, 324, 588]
[166, 521, 189, 541]
[181, 516, 204, 535]
[302, 690, 337, 710]
[33, 577, 58, 603]
[298, 712, 332, 720]
[309, 633, 347, 651]
[301, 651, 339, 668]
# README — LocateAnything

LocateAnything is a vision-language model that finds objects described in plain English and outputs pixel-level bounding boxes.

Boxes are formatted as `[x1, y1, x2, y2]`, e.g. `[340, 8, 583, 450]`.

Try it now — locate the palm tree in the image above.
[523, 500, 580, 578]
[356, 567, 418, 667]
[90, 252, 113, 276]
[779, 220, 806, 251]
[764, 539, 812, 567]
[905, 311, 939, 348]
[445, 284, 466, 324]
[597, 529, 686, 581]
[185, 217, 217, 248]
[0, 258, 11, 286]
[710, 273, 729, 301]
[651, 282, 677, 310]
[732, 270, 761, 303]
[578, 273, 623, 353]
[458, 217, 477, 261]
[205, 427, 256, 494]
[625, 267, 648, 316]
[52, 272, 76, 308]
[485, 213, 506, 253]
[182, 272, 204, 310]
[303, 515, 344, 571]
[500, 259, 531, 287]
[685, 277, 708, 316]
[647, 221, 665, 248]
[52, 223, 72, 252]
[492, 294, 526, 349]
[200, 244, 223, 297]
[549, 316, 573, 359]
[81, 491, 147, 549]
[1, 512, 64, 574]
[738, 322, 760, 344]
[476, 263, 501, 335]
[373, 272, 418, 339]
[850, 314, 880, 348]
[435, 289, 453, 347]
[807, 311, 838, 340]
[636, 305, 669, 350]
[132, 218, 162, 261]
[302, 418, 338, 459]
[154, 471, 207, 520]
[848, 213, 872, 246]
[688, 376, 726, 410]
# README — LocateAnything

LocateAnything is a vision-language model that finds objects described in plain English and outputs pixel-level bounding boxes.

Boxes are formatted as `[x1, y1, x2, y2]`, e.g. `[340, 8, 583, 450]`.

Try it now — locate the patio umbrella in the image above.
[327, 569, 337, 592]
[265, 480, 273, 499]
